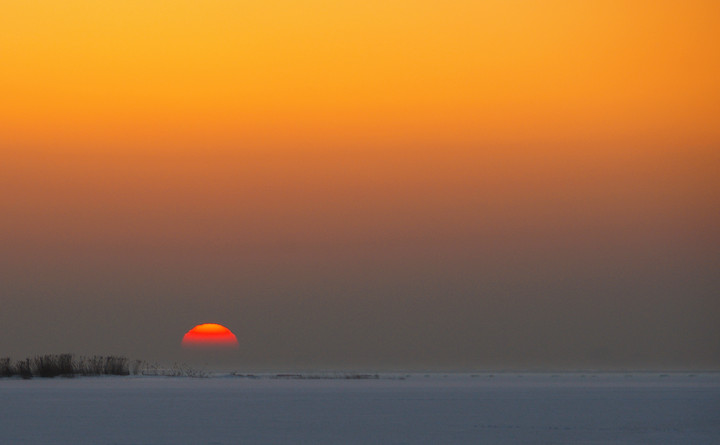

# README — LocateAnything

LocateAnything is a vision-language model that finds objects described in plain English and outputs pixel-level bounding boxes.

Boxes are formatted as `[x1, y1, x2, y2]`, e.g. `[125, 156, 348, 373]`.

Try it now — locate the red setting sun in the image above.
[182, 323, 239, 349]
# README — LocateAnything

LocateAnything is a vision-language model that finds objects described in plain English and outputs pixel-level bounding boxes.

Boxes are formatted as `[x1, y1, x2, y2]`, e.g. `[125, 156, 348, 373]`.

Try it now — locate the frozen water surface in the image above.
[1, 373, 718, 444]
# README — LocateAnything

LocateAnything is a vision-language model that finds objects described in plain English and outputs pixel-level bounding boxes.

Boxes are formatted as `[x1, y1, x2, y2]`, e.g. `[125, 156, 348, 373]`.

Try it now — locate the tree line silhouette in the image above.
[0, 354, 142, 379]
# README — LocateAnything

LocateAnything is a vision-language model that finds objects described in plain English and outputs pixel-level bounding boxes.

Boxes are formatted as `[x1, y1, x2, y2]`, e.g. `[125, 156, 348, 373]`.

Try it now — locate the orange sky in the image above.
[1, 1, 718, 367]
[1, 0, 718, 152]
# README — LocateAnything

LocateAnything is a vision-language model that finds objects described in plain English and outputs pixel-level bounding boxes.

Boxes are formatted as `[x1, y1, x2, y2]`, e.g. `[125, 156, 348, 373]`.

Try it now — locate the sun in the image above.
[182, 323, 239, 349]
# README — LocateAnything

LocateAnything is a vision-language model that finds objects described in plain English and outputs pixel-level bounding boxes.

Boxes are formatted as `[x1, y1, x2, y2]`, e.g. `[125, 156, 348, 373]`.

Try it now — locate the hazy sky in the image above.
[1, 1, 718, 370]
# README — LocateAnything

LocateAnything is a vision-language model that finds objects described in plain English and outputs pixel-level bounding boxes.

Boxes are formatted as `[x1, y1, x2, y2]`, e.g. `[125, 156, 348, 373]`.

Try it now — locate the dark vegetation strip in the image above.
[0, 354, 143, 379]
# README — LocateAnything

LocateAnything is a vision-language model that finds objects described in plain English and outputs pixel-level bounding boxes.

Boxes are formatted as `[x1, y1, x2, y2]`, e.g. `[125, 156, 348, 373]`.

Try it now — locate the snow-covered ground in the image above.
[1, 373, 718, 444]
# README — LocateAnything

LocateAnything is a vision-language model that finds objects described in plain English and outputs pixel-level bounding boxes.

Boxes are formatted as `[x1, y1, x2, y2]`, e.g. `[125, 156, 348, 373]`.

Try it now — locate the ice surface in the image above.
[1, 373, 718, 444]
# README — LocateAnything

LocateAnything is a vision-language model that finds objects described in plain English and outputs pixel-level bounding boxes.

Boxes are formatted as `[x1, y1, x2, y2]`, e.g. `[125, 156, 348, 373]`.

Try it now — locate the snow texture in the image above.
[1, 373, 718, 444]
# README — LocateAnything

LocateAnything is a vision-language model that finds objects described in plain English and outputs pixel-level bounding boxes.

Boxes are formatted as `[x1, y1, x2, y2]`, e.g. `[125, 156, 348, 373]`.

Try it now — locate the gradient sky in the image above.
[1, 1, 718, 370]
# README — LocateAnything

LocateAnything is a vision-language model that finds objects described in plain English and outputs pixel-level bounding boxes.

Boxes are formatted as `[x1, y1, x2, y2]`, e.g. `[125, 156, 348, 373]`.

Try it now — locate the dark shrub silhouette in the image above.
[0, 358, 15, 377]
[16, 359, 33, 379]
[32, 354, 75, 377]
